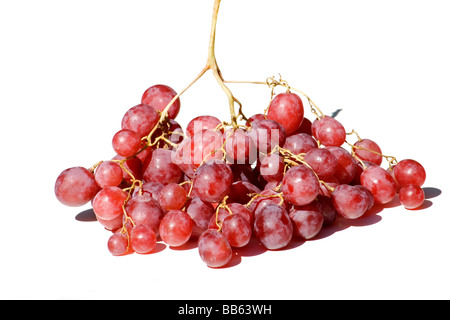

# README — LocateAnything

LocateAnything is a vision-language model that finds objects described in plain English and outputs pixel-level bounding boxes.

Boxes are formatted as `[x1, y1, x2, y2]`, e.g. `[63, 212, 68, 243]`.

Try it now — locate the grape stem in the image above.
[146, 0, 242, 132]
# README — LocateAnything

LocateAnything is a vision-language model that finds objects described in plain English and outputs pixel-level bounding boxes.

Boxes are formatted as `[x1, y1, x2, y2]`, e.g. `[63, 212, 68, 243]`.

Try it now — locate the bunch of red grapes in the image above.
[54, 83, 427, 268]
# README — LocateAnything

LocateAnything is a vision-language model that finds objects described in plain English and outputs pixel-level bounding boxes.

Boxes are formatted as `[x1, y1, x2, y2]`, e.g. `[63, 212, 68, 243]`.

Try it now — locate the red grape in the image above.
[303, 147, 338, 179]
[399, 185, 425, 209]
[289, 202, 324, 239]
[353, 139, 383, 165]
[246, 113, 266, 126]
[112, 129, 142, 158]
[222, 214, 252, 247]
[186, 115, 222, 137]
[173, 129, 224, 177]
[94, 161, 123, 188]
[283, 132, 317, 155]
[317, 195, 338, 226]
[55, 167, 99, 207]
[248, 119, 286, 153]
[312, 116, 346, 147]
[227, 181, 261, 204]
[130, 224, 157, 254]
[198, 230, 232, 268]
[267, 92, 304, 135]
[259, 153, 285, 182]
[192, 160, 233, 203]
[281, 164, 320, 206]
[159, 210, 193, 247]
[121, 104, 159, 138]
[126, 194, 164, 234]
[360, 165, 396, 204]
[92, 186, 128, 221]
[141, 84, 180, 119]
[331, 184, 370, 219]
[184, 196, 215, 238]
[327, 146, 357, 184]
[254, 204, 293, 250]
[224, 128, 257, 165]
[158, 183, 187, 211]
[143, 148, 182, 185]
[393, 159, 426, 187]
[108, 231, 129, 256]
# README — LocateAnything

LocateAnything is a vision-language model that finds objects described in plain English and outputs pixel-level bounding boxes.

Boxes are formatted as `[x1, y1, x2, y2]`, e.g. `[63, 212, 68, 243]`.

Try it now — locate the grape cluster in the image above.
[54, 82, 427, 268]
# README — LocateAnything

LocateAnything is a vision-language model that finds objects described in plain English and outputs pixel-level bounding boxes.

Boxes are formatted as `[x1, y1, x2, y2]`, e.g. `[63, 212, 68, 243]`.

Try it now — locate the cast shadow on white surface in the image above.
[75, 208, 97, 222]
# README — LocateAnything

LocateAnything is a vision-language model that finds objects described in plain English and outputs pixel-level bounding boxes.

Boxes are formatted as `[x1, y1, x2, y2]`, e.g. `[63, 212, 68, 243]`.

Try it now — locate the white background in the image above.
[1, 0, 449, 300]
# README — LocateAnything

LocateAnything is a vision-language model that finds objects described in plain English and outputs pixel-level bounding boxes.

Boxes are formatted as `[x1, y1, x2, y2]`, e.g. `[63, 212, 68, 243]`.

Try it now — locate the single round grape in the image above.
[186, 115, 222, 137]
[399, 185, 425, 209]
[222, 214, 252, 248]
[126, 194, 164, 234]
[55, 167, 99, 207]
[184, 196, 215, 238]
[224, 128, 257, 165]
[121, 104, 159, 138]
[267, 92, 304, 135]
[281, 165, 320, 206]
[393, 159, 426, 187]
[303, 147, 338, 179]
[289, 202, 324, 239]
[331, 184, 370, 219]
[259, 153, 285, 182]
[248, 119, 286, 153]
[327, 146, 357, 184]
[198, 230, 232, 268]
[112, 129, 142, 158]
[94, 161, 123, 188]
[254, 204, 293, 250]
[283, 133, 317, 155]
[141, 84, 180, 119]
[159, 210, 193, 247]
[353, 138, 383, 166]
[143, 148, 182, 185]
[192, 160, 233, 203]
[130, 224, 157, 254]
[158, 183, 187, 211]
[312, 116, 346, 147]
[108, 231, 129, 256]
[360, 165, 396, 204]
[92, 186, 128, 221]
